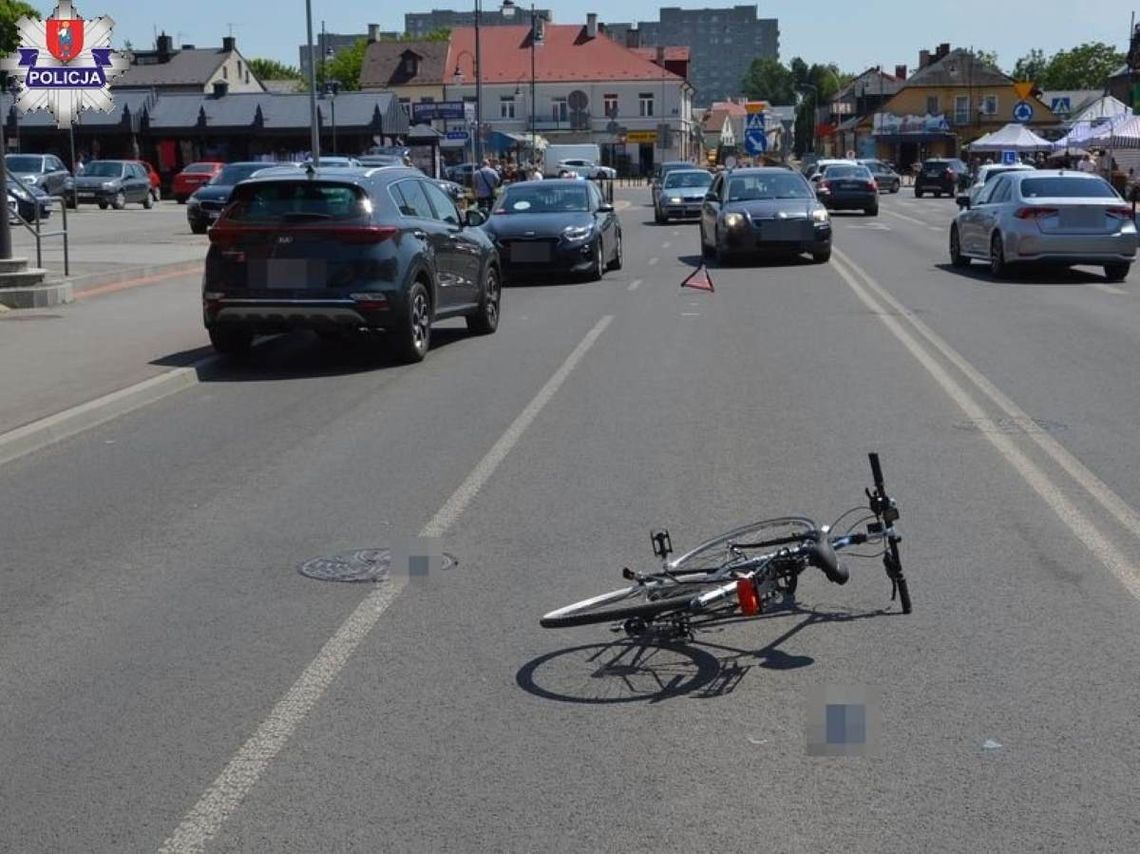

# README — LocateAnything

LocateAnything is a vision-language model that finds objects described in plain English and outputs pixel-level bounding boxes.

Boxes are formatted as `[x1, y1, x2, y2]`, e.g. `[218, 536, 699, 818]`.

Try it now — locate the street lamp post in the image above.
[324, 80, 341, 154]
[304, 0, 320, 165]
[0, 94, 10, 259]
[798, 83, 818, 155]
[501, 1, 539, 162]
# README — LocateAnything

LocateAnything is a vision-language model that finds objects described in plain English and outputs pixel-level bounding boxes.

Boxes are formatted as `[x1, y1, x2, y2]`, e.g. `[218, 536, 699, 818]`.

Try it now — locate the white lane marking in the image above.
[849, 223, 891, 231]
[648, 257, 660, 266]
[881, 208, 936, 228]
[158, 315, 615, 853]
[831, 248, 1140, 599]
[1091, 283, 1127, 295]
[627, 278, 642, 292]
[928, 226, 943, 232]
[681, 312, 700, 317]
[662, 241, 672, 249]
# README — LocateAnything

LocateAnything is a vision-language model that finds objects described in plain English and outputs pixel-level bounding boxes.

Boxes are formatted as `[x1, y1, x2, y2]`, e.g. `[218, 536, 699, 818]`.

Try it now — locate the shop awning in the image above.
[487, 131, 547, 152]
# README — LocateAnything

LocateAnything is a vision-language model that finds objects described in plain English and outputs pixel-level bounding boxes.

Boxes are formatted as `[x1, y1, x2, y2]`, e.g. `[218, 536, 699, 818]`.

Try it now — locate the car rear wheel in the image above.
[176, 196, 187, 204]
[466, 266, 500, 335]
[700, 224, 714, 259]
[892, 180, 900, 193]
[865, 205, 878, 216]
[209, 327, 253, 356]
[949, 226, 970, 267]
[1104, 263, 1130, 283]
[393, 281, 431, 363]
[607, 230, 623, 271]
[915, 188, 924, 198]
[142, 192, 153, 209]
[111, 191, 126, 210]
[812, 246, 831, 264]
[97, 201, 109, 210]
[190, 221, 208, 235]
[990, 233, 1009, 279]
[587, 240, 604, 281]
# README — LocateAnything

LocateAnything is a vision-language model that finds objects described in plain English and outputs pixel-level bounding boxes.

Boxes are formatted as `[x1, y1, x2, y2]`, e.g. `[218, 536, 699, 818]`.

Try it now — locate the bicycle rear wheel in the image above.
[540, 576, 723, 628]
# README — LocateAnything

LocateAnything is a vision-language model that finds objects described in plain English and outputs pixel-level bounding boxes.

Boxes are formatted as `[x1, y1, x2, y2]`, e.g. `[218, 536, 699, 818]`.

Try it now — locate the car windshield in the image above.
[663, 172, 712, 189]
[212, 164, 273, 185]
[1020, 177, 1117, 199]
[225, 181, 370, 223]
[823, 166, 871, 180]
[82, 162, 124, 177]
[496, 184, 591, 213]
[726, 173, 813, 200]
[185, 163, 218, 174]
[5, 155, 44, 172]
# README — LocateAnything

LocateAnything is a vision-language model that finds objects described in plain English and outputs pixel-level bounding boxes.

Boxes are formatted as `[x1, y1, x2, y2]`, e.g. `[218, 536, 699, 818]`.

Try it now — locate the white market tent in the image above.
[1051, 113, 1131, 152]
[1107, 115, 1140, 149]
[968, 123, 1052, 152]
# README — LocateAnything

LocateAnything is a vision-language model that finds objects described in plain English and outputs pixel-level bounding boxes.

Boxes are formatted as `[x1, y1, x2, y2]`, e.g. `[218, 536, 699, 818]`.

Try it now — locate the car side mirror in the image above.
[956, 194, 970, 210]
[597, 203, 614, 213]
[465, 208, 487, 227]
[704, 191, 718, 202]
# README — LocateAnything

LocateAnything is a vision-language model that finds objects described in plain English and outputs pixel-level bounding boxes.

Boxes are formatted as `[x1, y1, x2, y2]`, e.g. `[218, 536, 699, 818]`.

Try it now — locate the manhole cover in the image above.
[954, 416, 1066, 435]
[298, 548, 458, 583]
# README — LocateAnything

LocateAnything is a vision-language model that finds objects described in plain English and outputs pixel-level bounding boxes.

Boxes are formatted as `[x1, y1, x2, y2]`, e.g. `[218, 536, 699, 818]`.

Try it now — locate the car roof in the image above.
[240, 165, 422, 186]
[507, 178, 589, 186]
[726, 166, 809, 175]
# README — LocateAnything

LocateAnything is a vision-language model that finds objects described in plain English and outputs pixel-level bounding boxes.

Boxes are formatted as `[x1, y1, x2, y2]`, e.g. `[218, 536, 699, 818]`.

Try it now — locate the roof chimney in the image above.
[895, 64, 907, 80]
[156, 32, 173, 59]
[586, 13, 598, 38]
[918, 49, 930, 68]
[626, 28, 639, 49]
[222, 36, 236, 52]
[368, 23, 381, 43]
[937, 42, 950, 60]
[534, 16, 545, 43]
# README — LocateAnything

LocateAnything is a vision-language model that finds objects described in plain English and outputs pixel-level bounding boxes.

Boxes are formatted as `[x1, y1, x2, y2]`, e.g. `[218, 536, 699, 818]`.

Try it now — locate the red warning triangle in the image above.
[681, 264, 715, 292]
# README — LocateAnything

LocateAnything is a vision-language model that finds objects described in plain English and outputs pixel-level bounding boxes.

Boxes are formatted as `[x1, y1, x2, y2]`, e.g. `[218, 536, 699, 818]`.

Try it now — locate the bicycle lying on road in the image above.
[540, 453, 911, 636]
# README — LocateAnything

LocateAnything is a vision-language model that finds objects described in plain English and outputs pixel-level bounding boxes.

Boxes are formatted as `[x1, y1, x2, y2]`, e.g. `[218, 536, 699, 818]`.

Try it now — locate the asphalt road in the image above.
[2, 187, 1140, 852]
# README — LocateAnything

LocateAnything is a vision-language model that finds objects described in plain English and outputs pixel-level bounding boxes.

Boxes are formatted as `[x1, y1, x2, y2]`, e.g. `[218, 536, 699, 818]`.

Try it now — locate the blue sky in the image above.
[28, 1, 1136, 73]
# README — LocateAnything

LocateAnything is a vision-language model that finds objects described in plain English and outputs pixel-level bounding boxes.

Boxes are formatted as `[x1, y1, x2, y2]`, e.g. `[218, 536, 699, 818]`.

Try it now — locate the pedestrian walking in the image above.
[473, 158, 501, 211]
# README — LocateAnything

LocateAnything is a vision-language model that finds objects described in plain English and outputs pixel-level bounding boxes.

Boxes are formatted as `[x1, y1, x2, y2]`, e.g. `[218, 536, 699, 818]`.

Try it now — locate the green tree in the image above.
[315, 38, 368, 91]
[968, 49, 1000, 71]
[1039, 42, 1125, 89]
[396, 28, 450, 42]
[1011, 48, 1047, 81]
[0, 0, 39, 58]
[741, 57, 795, 104]
[248, 57, 303, 81]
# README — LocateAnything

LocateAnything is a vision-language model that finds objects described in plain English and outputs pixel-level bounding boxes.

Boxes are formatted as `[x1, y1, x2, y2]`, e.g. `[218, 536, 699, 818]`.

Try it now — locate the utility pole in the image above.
[305, 0, 320, 165]
[0, 104, 10, 259]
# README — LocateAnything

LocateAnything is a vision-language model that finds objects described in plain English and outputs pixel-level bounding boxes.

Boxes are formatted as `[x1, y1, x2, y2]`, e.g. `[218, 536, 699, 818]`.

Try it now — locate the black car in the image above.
[5, 153, 71, 198]
[699, 167, 832, 264]
[187, 162, 296, 234]
[72, 160, 153, 209]
[202, 166, 501, 363]
[915, 157, 968, 197]
[816, 163, 879, 215]
[7, 176, 52, 222]
[482, 179, 622, 282]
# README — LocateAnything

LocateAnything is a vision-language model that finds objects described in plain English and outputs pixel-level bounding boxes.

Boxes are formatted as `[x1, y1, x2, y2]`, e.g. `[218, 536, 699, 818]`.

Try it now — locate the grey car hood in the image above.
[75, 174, 123, 188]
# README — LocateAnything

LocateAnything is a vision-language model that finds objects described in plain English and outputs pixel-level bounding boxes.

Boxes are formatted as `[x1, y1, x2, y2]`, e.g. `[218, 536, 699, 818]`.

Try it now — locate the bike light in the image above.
[736, 578, 760, 616]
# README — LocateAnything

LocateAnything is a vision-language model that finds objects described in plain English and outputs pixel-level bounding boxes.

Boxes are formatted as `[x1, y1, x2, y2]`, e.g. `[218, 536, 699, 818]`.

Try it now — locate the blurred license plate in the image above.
[248, 259, 325, 289]
[1060, 208, 1101, 228]
[839, 182, 861, 190]
[511, 242, 549, 262]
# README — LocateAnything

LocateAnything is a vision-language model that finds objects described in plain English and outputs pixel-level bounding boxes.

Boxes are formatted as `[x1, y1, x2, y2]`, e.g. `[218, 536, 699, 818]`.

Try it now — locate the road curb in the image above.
[0, 358, 214, 466]
[51, 259, 204, 296]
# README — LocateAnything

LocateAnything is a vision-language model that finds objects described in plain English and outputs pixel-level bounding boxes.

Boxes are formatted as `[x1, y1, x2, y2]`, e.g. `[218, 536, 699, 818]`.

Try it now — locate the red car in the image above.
[131, 160, 162, 202]
[172, 161, 224, 203]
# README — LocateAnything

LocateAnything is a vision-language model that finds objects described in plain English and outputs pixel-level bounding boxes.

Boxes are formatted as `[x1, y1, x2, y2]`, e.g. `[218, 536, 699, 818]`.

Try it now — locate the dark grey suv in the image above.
[202, 166, 502, 363]
[73, 160, 153, 209]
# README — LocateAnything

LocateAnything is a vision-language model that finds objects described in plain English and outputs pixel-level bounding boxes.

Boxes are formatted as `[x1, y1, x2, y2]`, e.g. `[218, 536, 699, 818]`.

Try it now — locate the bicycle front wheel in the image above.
[540, 576, 723, 628]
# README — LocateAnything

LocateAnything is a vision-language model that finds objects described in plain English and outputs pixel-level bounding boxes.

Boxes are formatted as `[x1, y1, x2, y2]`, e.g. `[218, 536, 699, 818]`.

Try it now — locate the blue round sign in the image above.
[1013, 100, 1033, 123]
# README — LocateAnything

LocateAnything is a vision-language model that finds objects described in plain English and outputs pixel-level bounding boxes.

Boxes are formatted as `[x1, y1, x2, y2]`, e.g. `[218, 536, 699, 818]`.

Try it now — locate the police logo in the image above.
[0, 1, 129, 128]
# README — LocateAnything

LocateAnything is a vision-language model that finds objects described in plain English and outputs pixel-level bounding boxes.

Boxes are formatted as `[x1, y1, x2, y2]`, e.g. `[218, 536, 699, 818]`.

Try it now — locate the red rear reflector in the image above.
[1106, 207, 1132, 219]
[867, 181, 878, 191]
[819, 180, 830, 190]
[736, 579, 760, 616]
[331, 226, 399, 244]
[1014, 206, 1059, 220]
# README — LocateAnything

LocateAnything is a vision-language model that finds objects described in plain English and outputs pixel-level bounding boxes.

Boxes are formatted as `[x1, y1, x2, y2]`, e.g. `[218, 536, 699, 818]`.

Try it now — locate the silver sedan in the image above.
[949, 170, 1137, 281]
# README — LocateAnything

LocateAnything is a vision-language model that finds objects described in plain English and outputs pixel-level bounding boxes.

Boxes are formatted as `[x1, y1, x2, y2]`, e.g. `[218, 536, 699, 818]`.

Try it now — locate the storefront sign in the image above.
[626, 130, 657, 143]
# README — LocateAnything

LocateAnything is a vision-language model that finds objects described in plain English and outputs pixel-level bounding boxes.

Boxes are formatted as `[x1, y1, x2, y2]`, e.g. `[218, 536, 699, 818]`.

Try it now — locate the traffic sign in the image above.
[446, 130, 470, 141]
[1000, 150, 1018, 165]
[1012, 100, 1033, 123]
[744, 110, 767, 155]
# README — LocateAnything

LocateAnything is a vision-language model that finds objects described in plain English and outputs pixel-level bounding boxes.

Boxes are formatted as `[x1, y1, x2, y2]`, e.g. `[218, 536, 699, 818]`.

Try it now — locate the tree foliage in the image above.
[968, 49, 1000, 70]
[0, 0, 39, 58]
[741, 57, 795, 104]
[318, 38, 368, 91]
[1011, 42, 1123, 88]
[248, 57, 303, 81]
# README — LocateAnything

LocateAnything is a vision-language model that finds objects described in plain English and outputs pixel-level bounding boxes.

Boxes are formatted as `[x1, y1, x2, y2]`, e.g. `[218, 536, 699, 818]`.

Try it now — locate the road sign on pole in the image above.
[743, 110, 767, 155]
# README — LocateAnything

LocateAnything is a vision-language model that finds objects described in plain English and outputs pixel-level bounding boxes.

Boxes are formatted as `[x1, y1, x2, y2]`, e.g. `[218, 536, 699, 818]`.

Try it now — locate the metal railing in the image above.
[7, 173, 70, 276]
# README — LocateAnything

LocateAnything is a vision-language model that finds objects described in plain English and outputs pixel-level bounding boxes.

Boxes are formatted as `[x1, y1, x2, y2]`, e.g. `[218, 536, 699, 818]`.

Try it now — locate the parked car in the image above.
[302, 156, 361, 168]
[948, 170, 1137, 281]
[699, 167, 832, 264]
[554, 159, 616, 180]
[358, 154, 407, 167]
[960, 162, 1036, 205]
[803, 158, 857, 186]
[202, 166, 501, 362]
[858, 159, 901, 193]
[72, 160, 154, 209]
[483, 178, 622, 282]
[132, 160, 162, 201]
[186, 161, 293, 234]
[816, 163, 879, 215]
[915, 157, 968, 197]
[652, 160, 696, 189]
[6, 176, 52, 222]
[5, 153, 71, 197]
[654, 169, 713, 223]
[172, 161, 224, 203]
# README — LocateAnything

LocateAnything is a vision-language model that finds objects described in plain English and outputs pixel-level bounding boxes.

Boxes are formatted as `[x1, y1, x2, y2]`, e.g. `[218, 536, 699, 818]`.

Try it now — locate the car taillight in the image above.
[1014, 206, 1059, 220]
[350, 293, 390, 312]
[866, 180, 878, 191]
[1106, 206, 1133, 220]
[945, 168, 954, 177]
[819, 180, 831, 190]
[209, 224, 398, 244]
[329, 225, 399, 244]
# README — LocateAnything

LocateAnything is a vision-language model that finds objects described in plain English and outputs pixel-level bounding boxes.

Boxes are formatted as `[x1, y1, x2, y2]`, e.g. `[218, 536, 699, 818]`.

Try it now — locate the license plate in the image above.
[248, 259, 325, 289]
[1060, 208, 1101, 228]
[510, 242, 550, 263]
[207, 211, 219, 221]
[78, 193, 95, 199]
[839, 182, 861, 190]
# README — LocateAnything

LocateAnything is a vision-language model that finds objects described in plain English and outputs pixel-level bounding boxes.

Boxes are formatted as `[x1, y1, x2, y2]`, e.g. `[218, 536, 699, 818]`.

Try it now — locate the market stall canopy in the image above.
[1107, 115, 1140, 149]
[1051, 114, 1130, 151]
[967, 123, 1052, 152]
[486, 131, 548, 152]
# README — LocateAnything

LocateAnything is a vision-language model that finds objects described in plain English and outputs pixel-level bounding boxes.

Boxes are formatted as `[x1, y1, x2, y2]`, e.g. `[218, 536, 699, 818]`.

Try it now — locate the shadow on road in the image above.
[933, 262, 1111, 286]
[517, 602, 899, 705]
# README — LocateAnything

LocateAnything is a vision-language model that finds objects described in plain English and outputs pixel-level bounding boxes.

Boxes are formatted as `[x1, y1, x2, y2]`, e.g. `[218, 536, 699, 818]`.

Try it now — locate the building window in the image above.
[237, 60, 243, 76]
[552, 98, 568, 122]
[982, 94, 998, 115]
[954, 95, 969, 124]
[500, 96, 516, 119]
[603, 93, 618, 117]
[639, 92, 654, 117]
[399, 98, 411, 118]
[925, 94, 938, 114]
[222, 65, 228, 80]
